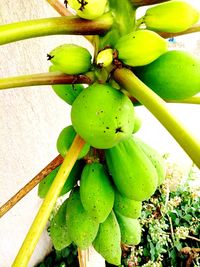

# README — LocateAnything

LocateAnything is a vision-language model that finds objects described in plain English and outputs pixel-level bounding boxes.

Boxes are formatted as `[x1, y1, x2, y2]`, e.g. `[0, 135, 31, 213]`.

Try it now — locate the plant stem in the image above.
[131, 0, 169, 6]
[0, 72, 93, 90]
[46, 0, 72, 16]
[160, 23, 200, 39]
[114, 68, 200, 169]
[0, 154, 63, 218]
[0, 13, 113, 45]
[168, 96, 200, 105]
[12, 135, 85, 267]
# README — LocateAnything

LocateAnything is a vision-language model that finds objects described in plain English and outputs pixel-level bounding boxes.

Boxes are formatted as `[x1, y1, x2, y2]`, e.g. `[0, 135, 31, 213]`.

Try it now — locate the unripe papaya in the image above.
[144, 1, 200, 33]
[80, 163, 114, 223]
[132, 113, 142, 133]
[135, 50, 200, 100]
[57, 125, 90, 159]
[114, 189, 142, 219]
[66, 188, 99, 249]
[105, 137, 158, 201]
[38, 160, 83, 198]
[49, 65, 84, 105]
[50, 199, 71, 250]
[115, 30, 168, 67]
[67, 0, 108, 20]
[134, 137, 166, 186]
[48, 44, 92, 74]
[115, 212, 141, 246]
[71, 83, 135, 149]
[93, 211, 121, 266]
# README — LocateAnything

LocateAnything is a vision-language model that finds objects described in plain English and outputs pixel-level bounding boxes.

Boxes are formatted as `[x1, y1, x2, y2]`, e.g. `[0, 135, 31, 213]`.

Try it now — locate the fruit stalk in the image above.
[169, 96, 200, 105]
[0, 13, 113, 45]
[131, 0, 169, 7]
[0, 72, 93, 90]
[0, 154, 63, 218]
[12, 135, 85, 267]
[46, 0, 72, 16]
[114, 68, 200, 168]
[160, 22, 200, 38]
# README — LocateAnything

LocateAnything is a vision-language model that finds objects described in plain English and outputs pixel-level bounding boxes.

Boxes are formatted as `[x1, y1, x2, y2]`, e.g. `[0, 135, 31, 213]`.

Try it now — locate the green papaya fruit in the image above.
[80, 162, 114, 223]
[134, 50, 200, 100]
[105, 137, 158, 201]
[57, 125, 90, 159]
[67, 0, 108, 20]
[48, 44, 92, 74]
[134, 136, 166, 186]
[38, 160, 83, 198]
[49, 65, 84, 105]
[115, 212, 141, 246]
[144, 1, 200, 33]
[71, 83, 135, 149]
[132, 113, 142, 133]
[114, 188, 142, 219]
[93, 211, 121, 266]
[66, 188, 99, 249]
[50, 199, 71, 250]
[115, 30, 168, 67]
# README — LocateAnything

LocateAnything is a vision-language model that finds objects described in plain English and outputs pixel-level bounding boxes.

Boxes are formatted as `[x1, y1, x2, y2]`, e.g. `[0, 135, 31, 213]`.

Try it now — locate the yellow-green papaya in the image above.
[144, 1, 200, 33]
[66, 188, 99, 249]
[114, 188, 142, 219]
[57, 125, 90, 159]
[115, 212, 141, 246]
[80, 162, 114, 223]
[115, 30, 168, 67]
[93, 211, 121, 266]
[67, 0, 108, 20]
[132, 113, 142, 133]
[48, 44, 92, 75]
[38, 160, 83, 198]
[50, 199, 71, 250]
[134, 50, 200, 100]
[134, 136, 166, 186]
[71, 83, 135, 149]
[105, 137, 158, 201]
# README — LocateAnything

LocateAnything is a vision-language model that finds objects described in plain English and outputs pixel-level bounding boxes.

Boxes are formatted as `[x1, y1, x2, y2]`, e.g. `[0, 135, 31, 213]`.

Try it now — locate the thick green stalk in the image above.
[0, 13, 113, 45]
[114, 68, 200, 168]
[0, 72, 93, 90]
[169, 96, 200, 105]
[12, 135, 85, 267]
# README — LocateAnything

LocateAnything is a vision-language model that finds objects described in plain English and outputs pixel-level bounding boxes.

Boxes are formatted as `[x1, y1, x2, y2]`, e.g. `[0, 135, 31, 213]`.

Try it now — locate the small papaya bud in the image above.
[96, 48, 113, 67]
[115, 30, 168, 67]
[48, 44, 92, 74]
[67, 0, 108, 20]
[144, 1, 200, 33]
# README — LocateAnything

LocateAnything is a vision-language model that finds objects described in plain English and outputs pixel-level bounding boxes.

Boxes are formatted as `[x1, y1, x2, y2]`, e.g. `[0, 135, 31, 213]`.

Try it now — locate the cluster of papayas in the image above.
[39, 0, 200, 265]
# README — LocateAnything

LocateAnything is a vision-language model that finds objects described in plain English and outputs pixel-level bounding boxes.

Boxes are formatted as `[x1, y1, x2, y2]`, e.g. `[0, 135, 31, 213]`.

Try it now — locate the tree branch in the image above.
[12, 135, 85, 267]
[0, 72, 93, 90]
[0, 13, 113, 45]
[0, 155, 63, 218]
[131, 0, 169, 7]
[46, 0, 72, 16]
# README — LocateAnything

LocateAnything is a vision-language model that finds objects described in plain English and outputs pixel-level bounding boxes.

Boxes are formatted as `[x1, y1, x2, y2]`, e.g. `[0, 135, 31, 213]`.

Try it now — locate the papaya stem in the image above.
[46, 0, 72, 16]
[0, 154, 63, 218]
[159, 23, 200, 39]
[46, 0, 93, 43]
[114, 68, 200, 169]
[0, 13, 113, 45]
[131, 0, 169, 7]
[12, 135, 85, 267]
[168, 95, 200, 105]
[0, 72, 94, 90]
